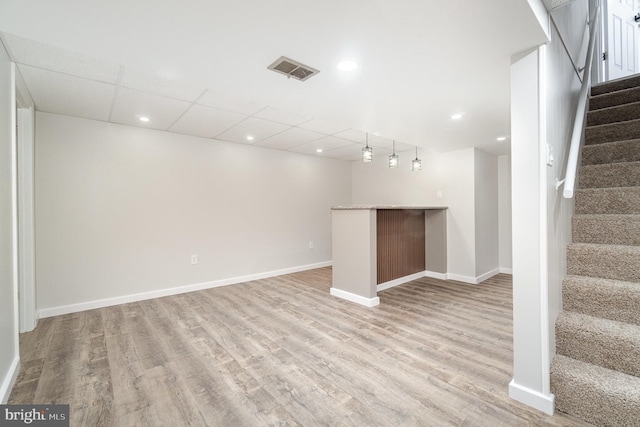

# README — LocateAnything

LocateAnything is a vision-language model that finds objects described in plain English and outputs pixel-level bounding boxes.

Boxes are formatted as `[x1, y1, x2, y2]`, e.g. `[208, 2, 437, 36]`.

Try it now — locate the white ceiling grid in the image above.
[0, 0, 551, 159]
[18, 65, 115, 121]
[2, 32, 419, 162]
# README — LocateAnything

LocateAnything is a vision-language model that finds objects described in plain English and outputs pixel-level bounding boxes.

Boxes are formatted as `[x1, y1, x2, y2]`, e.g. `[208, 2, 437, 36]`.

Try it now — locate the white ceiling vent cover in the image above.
[267, 56, 320, 81]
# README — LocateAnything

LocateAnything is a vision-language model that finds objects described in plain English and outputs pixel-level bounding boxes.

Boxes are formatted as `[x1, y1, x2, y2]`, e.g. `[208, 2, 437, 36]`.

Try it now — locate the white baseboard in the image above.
[448, 268, 500, 285]
[446, 273, 480, 284]
[378, 270, 450, 291]
[39, 261, 332, 318]
[377, 271, 426, 291]
[0, 356, 19, 404]
[499, 267, 513, 275]
[424, 270, 448, 280]
[509, 380, 555, 415]
[476, 268, 500, 283]
[330, 288, 380, 307]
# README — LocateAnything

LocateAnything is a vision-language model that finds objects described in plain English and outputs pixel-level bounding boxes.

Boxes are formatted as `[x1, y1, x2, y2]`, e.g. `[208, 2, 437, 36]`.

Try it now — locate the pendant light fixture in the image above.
[362, 133, 373, 162]
[412, 146, 422, 171]
[389, 140, 399, 168]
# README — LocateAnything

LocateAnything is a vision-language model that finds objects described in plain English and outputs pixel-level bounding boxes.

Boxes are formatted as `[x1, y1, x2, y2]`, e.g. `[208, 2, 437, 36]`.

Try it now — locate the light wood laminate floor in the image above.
[9, 268, 591, 426]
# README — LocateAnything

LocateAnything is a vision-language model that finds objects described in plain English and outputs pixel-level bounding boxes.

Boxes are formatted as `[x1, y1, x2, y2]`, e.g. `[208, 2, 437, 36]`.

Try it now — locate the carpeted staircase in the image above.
[550, 75, 640, 426]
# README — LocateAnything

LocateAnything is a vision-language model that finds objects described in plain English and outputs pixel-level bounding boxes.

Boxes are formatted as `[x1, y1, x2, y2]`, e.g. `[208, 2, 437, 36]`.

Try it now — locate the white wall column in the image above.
[15, 69, 37, 332]
[330, 208, 379, 307]
[0, 52, 20, 403]
[17, 106, 37, 332]
[498, 155, 513, 273]
[508, 46, 554, 415]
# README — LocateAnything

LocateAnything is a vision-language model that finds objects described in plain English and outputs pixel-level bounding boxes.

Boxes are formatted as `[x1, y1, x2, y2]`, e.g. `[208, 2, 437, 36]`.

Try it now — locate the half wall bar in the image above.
[330, 206, 447, 307]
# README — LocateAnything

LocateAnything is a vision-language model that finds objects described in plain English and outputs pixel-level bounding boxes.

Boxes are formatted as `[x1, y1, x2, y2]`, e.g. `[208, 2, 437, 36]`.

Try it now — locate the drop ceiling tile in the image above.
[319, 143, 364, 159]
[395, 143, 416, 152]
[297, 118, 349, 135]
[286, 136, 353, 155]
[18, 65, 114, 121]
[257, 127, 325, 150]
[120, 68, 204, 102]
[373, 148, 393, 158]
[333, 129, 367, 143]
[215, 117, 290, 144]
[338, 153, 365, 162]
[368, 135, 414, 152]
[3, 33, 120, 83]
[197, 90, 265, 115]
[169, 104, 247, 139]
[367, 135, 393, 148]
[323, 144, 391, 161]
[252, 106, 311, 126]
[372, 147, 394, 158]
[110, 87, 191, 130]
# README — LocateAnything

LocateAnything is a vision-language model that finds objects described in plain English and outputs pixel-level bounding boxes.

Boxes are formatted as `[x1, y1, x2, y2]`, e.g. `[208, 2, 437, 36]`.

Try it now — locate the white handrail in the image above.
[560, 3, 601, 199]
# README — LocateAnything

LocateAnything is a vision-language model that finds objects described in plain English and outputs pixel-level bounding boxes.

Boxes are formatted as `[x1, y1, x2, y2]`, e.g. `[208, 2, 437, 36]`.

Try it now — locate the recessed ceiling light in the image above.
[451, 113, 464, 120]
[316, 148, 323, 153]
[246, 135, 255, 141]
[139, 116, 150, 122]
[337, 60, 358, 71]
[497, 136, 507, 141]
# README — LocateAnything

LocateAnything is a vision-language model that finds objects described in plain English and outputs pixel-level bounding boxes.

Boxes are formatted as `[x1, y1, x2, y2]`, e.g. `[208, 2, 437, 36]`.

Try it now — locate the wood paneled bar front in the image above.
[330, 206, 447, 307]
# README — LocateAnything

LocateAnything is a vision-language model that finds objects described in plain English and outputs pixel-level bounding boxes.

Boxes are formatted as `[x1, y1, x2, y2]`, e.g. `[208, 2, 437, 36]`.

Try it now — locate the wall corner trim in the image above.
[377, 270, 452, 290]
[424, 271, 448, 280]
[446, 273, 478, 284]
[448, 268, 499, 285]
[330, 288, 380, 307]
[38, 261, 332, 318]
[0, 356, 19, 404]
[509, 379, 555, 415]
[499, 267, 513, 275]
[377, 271, 426, 291]
[476, 268, 500, 283]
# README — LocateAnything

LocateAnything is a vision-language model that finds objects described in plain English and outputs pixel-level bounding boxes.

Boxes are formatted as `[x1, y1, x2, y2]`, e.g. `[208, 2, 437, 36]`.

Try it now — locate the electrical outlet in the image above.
[309, 241, 314, 249]
[436, 190, 443, 199]
[191, 254, 198, 265]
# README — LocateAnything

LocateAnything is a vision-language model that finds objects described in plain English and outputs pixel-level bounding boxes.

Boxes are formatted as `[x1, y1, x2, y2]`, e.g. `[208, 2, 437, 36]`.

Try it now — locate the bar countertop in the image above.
[331, 205, 448, 210]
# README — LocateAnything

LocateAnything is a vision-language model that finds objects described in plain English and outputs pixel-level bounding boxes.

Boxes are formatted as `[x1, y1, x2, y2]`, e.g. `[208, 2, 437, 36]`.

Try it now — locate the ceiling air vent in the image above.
[267, 56, 320, 81]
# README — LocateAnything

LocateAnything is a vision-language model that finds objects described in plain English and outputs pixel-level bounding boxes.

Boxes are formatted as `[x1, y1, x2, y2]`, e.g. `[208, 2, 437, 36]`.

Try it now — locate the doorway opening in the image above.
[602, 0, 640, 81]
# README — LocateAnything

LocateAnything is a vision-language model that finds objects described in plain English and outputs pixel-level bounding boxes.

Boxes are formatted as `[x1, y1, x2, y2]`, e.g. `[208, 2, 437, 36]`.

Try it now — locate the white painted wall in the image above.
[351, 148, 443, 205]
[0, 42, 19, 403]
[17, 106, 36, 333]
[527, 0, 551, 39]
[15, 69, 37, 333]
[439, 149, 477, 281]
[352, 146, 501, 283]
[498, 155, 513, 272]
[551, 0, 589, 66]
[589, 0, 604, 84]
[509, 46, 552, 413]
[474, 149, 499, 278]
[35, 113, 351, 314]
[330, 209, 378, 306]
[546, 0, 588, 362]
[509, 1, 589, 414]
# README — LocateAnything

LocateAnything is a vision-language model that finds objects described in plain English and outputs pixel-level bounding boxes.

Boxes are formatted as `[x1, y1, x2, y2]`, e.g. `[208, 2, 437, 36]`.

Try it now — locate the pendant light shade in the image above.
[389, 140, 399, 168]
[362, 133, 373, 162]
[412, 146, 422, 171]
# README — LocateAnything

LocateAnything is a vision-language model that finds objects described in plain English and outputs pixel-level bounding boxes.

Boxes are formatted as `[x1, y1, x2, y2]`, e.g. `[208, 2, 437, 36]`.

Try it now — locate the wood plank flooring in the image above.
[9, 268, 592, 426]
